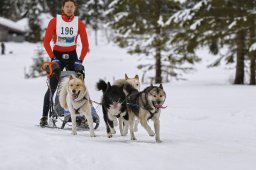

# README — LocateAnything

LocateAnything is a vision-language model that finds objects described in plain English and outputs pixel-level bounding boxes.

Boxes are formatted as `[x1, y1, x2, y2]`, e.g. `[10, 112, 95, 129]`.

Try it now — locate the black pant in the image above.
[42, 50, 79, 117]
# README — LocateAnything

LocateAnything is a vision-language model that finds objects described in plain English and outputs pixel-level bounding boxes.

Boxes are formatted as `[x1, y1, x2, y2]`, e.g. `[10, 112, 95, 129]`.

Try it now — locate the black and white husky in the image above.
[97, 80, 129, 138]
[124, 84, 166, 143]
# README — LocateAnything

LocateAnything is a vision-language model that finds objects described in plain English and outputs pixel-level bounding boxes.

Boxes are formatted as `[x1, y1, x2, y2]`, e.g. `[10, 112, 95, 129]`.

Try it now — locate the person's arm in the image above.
[78, 20, 89, 61]
[43, 18, 56, 59]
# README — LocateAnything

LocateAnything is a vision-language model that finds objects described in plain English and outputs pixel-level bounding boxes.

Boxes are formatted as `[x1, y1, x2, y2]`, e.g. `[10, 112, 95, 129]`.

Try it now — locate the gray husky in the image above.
[124, 84, 166, 143]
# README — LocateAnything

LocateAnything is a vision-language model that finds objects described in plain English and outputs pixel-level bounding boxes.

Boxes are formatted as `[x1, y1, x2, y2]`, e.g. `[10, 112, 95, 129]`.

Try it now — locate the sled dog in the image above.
[114, 73, 141, 130]
[97, 80, 128, 138]
[124, 84, 166, 143]
[59, 75, 95, 137]
[114, 73, 140, 90]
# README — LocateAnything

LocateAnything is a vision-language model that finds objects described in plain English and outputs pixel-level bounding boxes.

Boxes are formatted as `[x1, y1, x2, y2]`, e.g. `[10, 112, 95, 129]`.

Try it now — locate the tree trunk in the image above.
[249, 18, 256, 85]
[95, 28, 98, 46]
[154, 0, 162, 84]
[155, 45, 162, 83]
[250, 53, 256, 85]
[234, 30, 245, 84]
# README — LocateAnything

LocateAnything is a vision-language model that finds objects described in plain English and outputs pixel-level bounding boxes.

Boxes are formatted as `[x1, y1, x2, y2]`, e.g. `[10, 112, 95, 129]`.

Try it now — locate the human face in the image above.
[62, 1, 76, 17]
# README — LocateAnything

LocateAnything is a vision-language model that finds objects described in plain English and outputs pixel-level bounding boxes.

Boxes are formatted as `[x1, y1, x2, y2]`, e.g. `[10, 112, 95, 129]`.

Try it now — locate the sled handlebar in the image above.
[42, 62, 59, 78]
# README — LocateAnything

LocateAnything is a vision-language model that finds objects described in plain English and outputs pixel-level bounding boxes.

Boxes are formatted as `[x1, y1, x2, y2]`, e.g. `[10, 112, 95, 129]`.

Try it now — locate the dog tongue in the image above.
[72, 94, 77, 100]
[155, 104, 167, 109]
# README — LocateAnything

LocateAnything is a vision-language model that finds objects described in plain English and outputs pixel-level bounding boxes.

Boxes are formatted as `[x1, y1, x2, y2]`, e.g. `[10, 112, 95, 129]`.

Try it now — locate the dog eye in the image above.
[76, 84, 80, 87]
[70, 84, 73, 87]
[153, 95, 157, 97]
[160, 95, 162, 97]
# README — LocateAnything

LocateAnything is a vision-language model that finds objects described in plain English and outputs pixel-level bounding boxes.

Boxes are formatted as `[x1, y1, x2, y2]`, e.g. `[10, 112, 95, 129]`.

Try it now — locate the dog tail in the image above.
[58, 77, 69, 109]
[96, 79, 108, 92]
[123, 83, 138, 96]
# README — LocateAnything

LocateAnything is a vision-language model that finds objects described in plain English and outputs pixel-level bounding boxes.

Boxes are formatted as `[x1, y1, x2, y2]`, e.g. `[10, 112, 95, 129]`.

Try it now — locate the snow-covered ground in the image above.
[0, 31, 256, 170]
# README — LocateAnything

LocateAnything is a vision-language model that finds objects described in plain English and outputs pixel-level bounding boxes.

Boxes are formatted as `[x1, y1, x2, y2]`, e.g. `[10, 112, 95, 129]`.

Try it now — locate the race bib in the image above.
[56, 15, 78, 47]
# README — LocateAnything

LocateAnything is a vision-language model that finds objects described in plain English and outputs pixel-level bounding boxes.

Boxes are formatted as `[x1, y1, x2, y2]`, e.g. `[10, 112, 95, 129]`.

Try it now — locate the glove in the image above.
[51, 57, 61, 65]
[74, 59, 83, 66]
[74, 59, 84, 72]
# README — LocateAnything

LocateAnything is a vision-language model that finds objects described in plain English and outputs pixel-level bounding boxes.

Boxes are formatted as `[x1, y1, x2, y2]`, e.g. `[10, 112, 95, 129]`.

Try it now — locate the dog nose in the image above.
[157, 100, 162, 104]
[72, 90, 76, 93]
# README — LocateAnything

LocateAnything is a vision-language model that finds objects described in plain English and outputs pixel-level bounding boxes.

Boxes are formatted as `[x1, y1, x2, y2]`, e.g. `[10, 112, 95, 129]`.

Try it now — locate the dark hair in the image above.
[62, 0, 77, 7]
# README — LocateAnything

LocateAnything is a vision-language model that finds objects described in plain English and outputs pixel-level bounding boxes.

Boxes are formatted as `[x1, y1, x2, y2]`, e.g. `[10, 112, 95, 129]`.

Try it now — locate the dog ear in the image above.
[107, 82, 111, 90]
[125, 73, 129, 80]
[135, 75, 139, 80]
[76, 72, 84, 81]
[159, 84, 163, 89]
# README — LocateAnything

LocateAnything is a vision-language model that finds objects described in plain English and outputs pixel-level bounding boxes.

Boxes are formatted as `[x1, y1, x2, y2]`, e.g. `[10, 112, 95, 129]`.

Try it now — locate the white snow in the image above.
[0, 29, 256, 170]
[157, 16, 165, 27]
[190, 19, 203, 30]
[249, 42, 256, 52]
[228, 20, 237, 29]
[16, 18, 30, 32]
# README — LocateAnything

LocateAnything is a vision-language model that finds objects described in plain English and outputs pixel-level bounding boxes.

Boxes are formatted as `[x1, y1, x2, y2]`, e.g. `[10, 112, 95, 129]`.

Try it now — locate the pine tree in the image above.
[26, 0, 43, 42]
[248, 14, 256, 85]
[0, 0, 27, 20]
[108, 0, 182, 83]
[25, 46, 49, 79]
[170, 0, 256, 85]
[81, 0, 106, 45]
[0, 0, 14, 19]
[45, 0, 62, 16]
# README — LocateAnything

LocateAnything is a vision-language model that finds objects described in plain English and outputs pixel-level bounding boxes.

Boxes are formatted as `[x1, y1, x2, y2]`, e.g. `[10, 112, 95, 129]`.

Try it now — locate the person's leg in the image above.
[42, 72, 60, 117]
[40, 70, 61, 126]
[40, 51, 64, 126]
[40, 78, 59, 126]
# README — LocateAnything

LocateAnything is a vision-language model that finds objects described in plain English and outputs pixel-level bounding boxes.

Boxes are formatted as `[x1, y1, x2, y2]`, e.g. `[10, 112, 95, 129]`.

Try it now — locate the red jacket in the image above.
[43, 14, 89, 61]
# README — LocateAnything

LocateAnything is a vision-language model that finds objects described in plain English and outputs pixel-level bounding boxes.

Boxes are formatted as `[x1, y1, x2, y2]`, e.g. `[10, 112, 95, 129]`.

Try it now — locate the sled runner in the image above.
[42, 63, 100, 130]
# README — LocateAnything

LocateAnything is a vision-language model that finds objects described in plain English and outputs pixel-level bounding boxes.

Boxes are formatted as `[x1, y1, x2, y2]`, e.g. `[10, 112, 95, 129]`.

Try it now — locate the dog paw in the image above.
[110, 128, 116, 134]
[90, 132, 96, 137]
[122, 129, 128, 136]
[72, 131, 77, 135]
[107, 134, 112, 138]
[156, 139, 162, 143]
[120, 131, 127, 136]
[131, 136, 137, 141]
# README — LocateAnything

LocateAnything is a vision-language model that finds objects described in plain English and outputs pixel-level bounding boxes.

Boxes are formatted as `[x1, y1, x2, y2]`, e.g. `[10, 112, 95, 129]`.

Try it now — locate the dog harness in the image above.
[71, 94, 89, 114]
[127, 86, 160, 120]
[142, 91, 159, 120]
